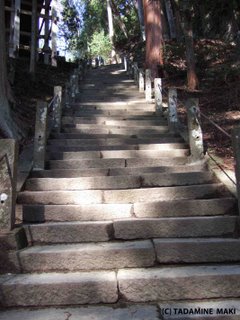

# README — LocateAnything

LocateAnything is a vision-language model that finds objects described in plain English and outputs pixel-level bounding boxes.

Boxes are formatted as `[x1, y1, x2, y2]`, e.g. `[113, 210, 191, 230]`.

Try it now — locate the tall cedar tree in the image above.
[143, 0, 164, 78]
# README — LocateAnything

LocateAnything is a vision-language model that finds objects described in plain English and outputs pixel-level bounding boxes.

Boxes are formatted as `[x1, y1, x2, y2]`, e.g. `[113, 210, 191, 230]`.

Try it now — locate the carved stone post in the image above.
[0, 140, 18, 231]
[139, 68, 144, 92]
[124, 56, 128, 71]
[9, 0, 21, 58]
[127, 60, 131, 77]
[154, 78, 162, 114]
[145, 69, 152, 102]
[33, 101, 48, 170]
[52, 86, 62, 133]
[186, 98, 204, 162]
[232, 126, 240, 216]
[133, 62, 138, 85]
[168, 88, 178, 132]
[65, 81, 71, 108]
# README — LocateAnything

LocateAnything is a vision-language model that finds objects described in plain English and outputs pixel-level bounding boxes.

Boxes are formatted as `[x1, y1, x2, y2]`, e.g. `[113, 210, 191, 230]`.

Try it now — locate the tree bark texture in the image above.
[30, 0, 38, 74]
[143, 0, 164, 78]
[107, 0, 117, 63]
[164, 0, 176, 39]
[135, 0, 146, 40]
[0, 1, 18, 139]
[182, 8, 199, 91]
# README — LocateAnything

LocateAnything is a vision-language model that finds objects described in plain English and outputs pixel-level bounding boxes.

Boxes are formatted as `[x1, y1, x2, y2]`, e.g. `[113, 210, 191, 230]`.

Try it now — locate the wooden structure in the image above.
[5, 0, 59, 66]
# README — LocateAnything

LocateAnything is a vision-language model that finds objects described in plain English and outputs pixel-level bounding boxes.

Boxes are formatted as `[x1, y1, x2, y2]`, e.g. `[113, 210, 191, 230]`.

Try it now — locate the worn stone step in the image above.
[31, 163, 207, 178]
[0, 271, 118, 307]
[18, 184, 225, 205]
[118, 265, 240, 302]
[14, 240, 155, 272]
[47, 142, 187, 152]
[63, 110, 157, 116]
[0, 304, 160, 320]
[153, 238, 240, 263]
[62, 114, 162, 121]
[103, 183, 224, 203]
[62, 126, 169, 135]
[47, 157, 188, 169]
[113, 216, 236, 239]
[48, 136, 182, 146]
[31, 168, 110, 178]
[47, 158, 126, 169]
[22, 196, 230, 223]
[62, 116, 166, 125]
[70, 103, 155, 111]
[24, 221, 113, 244]
[22, 203, 133, 222]
[25, 172, 213, 191]
[63, 123, 169, 131]
[48, 149, 189, 160]
[134, 198, 237, 218]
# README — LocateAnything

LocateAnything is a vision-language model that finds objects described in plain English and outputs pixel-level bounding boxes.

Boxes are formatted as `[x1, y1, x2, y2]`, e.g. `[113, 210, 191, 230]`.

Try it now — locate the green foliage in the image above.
[60, 0, 81, 51]
[89, 30, 112, 60]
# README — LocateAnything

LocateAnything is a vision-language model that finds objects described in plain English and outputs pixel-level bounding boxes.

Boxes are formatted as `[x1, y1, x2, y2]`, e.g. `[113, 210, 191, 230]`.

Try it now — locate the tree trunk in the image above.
[51, 0, 58, 67]
[0, 1, 18, 139]
[143, 0, 164, 78]
[107, 0, 117, 63]
[181, 1, 199, 91]
[170, 0, 183, 41]
[164, 0, 176, 39]
[135, 0, 146, 41]
[110, 0, 128, 38]
[9, 0, 21, 58]
[29, 0, 38, 75]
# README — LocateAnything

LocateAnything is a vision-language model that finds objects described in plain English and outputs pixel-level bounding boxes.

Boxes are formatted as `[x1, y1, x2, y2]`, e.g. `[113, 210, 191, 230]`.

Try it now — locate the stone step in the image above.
[134, 197, 237, 218]
[62, 118, 168, 126]
[31, 163, 207, 178]
[48, 149, 189, 160]
[18, 183, 225, 205]
[113, 216, 236, 239]
[48, 136, 182, 146]
[153, 238, 240, 263]
[46, 157, 188, 170]
[22, 203, 133, 222]
[62, 126, 170, 135]
[0, 304, 160, 320]
[47, 142, 187, 152]
[63, 110, 157, 116]
[13, 240, 155, 272]
[22, 197, 236, 223]
[63, 114, 161, 120]
[118, 265, 240, 302]
[25, 172, 213, 191]
[63, 123, 168, 131]
[21, 216, 237, 244]
[62, 116, 166, 125]
[0, 271, 118, 307]
[70, 102, 155, 111]
[24, 221, 113, 244]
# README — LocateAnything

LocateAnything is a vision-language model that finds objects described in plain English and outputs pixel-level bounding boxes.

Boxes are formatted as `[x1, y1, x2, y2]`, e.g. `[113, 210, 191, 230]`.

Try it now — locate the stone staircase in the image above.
[1, 64, 240, 319]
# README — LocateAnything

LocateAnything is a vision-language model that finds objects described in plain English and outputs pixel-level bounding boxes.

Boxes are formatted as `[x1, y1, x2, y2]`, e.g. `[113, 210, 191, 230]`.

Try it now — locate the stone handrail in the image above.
[33, 61, 86, 170]
[125, 61, 240, 213]
[0, 61, 86, 233]
[0, 140, 18, 231]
